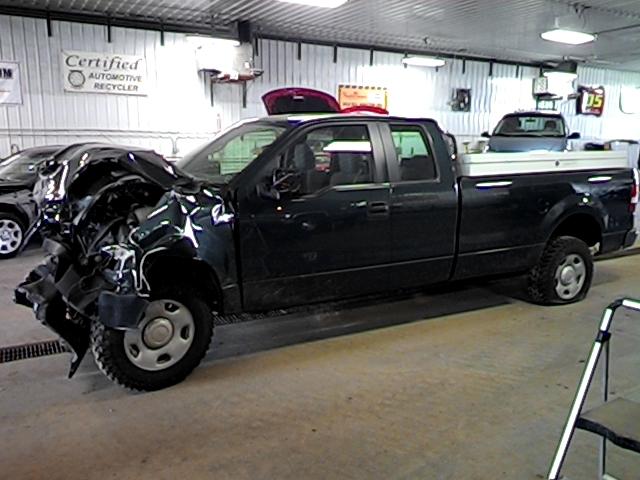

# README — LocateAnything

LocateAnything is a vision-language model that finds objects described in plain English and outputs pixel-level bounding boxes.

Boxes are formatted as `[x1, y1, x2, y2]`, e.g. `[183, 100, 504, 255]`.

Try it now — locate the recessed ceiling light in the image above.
[277, 0, 349, 8]
[402, 56, 445, 68]
[541, 29, 595, 45]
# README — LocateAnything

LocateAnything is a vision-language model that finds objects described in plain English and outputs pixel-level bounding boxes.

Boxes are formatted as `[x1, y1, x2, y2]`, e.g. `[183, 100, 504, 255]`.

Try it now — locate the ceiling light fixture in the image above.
[402, 55, 445, 68]
[544, 71, 578, 81]
[186, 35, 240, 48]
[277, 0, 349, 8]
[540, 29, 595, 45]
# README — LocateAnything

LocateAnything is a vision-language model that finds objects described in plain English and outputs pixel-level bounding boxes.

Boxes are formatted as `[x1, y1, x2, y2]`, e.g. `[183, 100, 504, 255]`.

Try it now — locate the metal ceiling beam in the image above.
[552, 0, 640, 21]
[0, 5, 231, 37]
[257, 33, 544, 70]
[596, 22, 640, 35]
[0, 5, 548, 70]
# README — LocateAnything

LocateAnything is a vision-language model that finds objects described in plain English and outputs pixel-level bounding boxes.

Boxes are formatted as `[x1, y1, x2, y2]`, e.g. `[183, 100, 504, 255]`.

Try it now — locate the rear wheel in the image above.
[0, 213, 25, 259]
[527, 236, 594, 305]
[91, 290, 213, 391]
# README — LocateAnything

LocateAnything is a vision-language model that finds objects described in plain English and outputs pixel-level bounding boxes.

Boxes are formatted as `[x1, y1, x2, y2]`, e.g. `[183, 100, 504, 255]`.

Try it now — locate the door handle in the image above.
[300, 221, 315, 232]
[368, 201, 390, 216]
[588, 175, 612, 184]
[475, 180, 513, 189]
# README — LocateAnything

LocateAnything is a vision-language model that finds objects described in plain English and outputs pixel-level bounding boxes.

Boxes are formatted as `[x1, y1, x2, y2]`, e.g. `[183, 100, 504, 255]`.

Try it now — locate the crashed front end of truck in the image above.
[14, 144, 236, 390]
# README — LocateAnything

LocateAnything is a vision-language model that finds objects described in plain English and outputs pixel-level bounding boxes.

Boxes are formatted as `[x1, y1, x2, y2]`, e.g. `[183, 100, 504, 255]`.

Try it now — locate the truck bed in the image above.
[452, 159, 636, 280]
[457, 150, 628, 177]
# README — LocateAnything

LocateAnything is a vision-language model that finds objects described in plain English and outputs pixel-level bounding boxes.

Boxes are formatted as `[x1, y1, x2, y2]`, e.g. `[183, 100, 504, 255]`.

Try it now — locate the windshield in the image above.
[494, 115, 565, 137]
[0, 150, 57, 182]
[178, 122, 288, 183]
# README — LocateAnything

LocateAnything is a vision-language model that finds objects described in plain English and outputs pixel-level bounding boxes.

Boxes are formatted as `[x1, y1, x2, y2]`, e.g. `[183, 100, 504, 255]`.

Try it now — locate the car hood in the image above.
[33, 143, 198, 207]
[0, 179, 32, 195]
[262, 87, 341, 114]
[488, 135, 567, 152]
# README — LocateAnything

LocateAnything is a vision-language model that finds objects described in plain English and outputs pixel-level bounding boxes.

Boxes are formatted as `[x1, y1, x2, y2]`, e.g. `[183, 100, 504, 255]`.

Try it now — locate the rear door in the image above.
[381, 121, 459, 288]
[238, 121, 391, 310]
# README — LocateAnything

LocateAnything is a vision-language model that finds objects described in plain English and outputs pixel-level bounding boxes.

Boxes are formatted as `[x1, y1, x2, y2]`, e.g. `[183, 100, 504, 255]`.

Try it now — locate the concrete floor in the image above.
[1, 248, 640, 479]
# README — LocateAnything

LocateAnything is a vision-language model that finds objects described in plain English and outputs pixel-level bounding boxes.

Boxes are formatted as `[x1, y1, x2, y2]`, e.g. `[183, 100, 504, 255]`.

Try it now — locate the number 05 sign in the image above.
[577, 86, 605, 117]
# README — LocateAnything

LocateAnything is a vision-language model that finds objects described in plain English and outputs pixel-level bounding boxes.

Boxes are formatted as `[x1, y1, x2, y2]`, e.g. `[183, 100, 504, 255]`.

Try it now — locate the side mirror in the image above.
[481, 131, 490, 138]
[568, 132, 581, 140]
[256, 182, 281, 201]
[443, 132, 458, 158]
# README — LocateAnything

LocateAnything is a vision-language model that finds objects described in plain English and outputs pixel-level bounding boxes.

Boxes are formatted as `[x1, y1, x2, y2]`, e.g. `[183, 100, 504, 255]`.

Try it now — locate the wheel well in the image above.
[551, 214, 602, 247]
[0, 204, 28, 228]
[144, 255, 221, 310]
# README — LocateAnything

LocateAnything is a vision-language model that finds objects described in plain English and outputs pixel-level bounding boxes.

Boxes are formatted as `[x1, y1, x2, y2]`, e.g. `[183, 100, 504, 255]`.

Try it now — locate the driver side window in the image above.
[281, 124, 374, 195]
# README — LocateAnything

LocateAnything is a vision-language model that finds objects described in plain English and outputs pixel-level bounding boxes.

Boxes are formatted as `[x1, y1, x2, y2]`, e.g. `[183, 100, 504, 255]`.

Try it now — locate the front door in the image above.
[381, 122, 459, 289]
[238, 122, 391, 310]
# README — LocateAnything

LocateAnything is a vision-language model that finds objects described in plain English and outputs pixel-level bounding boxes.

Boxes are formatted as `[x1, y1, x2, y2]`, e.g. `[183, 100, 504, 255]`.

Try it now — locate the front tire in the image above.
[0, 213, 25, 259]
[91, 290, 213, 391]
[527, 236, 594, 305]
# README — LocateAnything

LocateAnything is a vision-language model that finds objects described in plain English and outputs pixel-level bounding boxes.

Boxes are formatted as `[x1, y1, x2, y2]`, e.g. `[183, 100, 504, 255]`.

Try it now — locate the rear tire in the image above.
[91, 289, 213, 391]
[527, 236, 593, 305]
[0, 212, 25, 259]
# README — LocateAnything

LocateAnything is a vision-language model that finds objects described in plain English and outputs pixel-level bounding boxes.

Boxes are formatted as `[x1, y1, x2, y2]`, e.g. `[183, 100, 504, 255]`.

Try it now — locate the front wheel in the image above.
[527, 236, 594, 305]
[91, 291, 213, 391]
[0, 213, 25, 259]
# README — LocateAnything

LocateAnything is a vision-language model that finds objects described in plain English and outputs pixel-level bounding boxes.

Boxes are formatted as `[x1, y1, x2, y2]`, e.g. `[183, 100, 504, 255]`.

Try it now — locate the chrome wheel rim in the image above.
[554, 254, 587, 300]
[124, 299, 195, 371]
[0, 218, 23, 255]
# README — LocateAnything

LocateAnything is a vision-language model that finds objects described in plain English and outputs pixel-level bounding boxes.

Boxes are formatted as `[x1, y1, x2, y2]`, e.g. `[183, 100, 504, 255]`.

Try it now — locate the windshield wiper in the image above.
[495, 133, 562, 138]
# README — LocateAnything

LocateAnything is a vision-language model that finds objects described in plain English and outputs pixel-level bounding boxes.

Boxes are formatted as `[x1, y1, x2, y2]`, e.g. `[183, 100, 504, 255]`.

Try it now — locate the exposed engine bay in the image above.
[14, 144, 234, 383]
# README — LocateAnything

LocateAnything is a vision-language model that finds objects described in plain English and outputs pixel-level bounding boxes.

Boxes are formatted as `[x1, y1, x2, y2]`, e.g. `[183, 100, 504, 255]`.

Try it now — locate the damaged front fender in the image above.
[128, 188, 238, 300]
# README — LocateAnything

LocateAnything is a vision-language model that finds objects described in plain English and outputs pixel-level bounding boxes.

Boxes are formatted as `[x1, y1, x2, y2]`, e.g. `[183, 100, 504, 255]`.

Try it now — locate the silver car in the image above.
[482, 112, 580, 152]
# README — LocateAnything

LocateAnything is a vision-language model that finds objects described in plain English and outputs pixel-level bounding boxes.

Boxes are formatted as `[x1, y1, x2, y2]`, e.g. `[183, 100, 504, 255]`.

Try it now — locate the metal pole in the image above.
[599, 338, 610, 478]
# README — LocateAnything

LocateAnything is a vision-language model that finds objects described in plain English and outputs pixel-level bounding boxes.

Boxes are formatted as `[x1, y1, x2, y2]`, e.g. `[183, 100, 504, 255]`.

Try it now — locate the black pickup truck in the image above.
[16, 111, 638, 391]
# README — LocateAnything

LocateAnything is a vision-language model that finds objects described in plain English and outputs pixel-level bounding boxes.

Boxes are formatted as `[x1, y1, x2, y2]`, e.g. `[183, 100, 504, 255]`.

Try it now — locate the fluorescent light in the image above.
[277, 0, 348, 8]
[541, 29, 595, 45]
[402, 56, 445, 68]
[544, 71, 577, 81]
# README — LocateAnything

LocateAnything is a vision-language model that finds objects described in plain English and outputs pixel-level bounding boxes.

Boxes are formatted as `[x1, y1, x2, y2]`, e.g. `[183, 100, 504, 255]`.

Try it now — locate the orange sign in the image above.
[338, 85, 388, 110]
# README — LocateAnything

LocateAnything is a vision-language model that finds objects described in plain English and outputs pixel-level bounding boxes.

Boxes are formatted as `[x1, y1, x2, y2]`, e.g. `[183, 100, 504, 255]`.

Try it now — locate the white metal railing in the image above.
[548, 298, 640, 480]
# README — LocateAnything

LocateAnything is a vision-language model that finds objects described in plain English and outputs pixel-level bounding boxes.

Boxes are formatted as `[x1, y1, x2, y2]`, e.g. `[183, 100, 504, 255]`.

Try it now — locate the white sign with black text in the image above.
[62, 51, 148, 96]
[0, 61, 23, 104]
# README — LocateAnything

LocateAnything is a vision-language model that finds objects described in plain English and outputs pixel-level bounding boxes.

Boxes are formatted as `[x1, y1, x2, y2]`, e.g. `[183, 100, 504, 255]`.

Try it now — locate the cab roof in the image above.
[504, 111, 564, 118]
[260, 112, 438, 127]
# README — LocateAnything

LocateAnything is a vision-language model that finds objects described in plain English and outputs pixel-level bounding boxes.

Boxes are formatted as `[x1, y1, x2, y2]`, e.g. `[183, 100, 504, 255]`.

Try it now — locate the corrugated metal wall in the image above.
[216, 41, 541, 145]
[2, 13, 640, 159]
[0, 14, 220, 158]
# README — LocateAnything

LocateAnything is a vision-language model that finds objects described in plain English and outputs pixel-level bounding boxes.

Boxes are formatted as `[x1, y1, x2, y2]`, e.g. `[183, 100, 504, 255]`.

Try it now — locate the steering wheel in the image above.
[272, 168, 301, 194]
